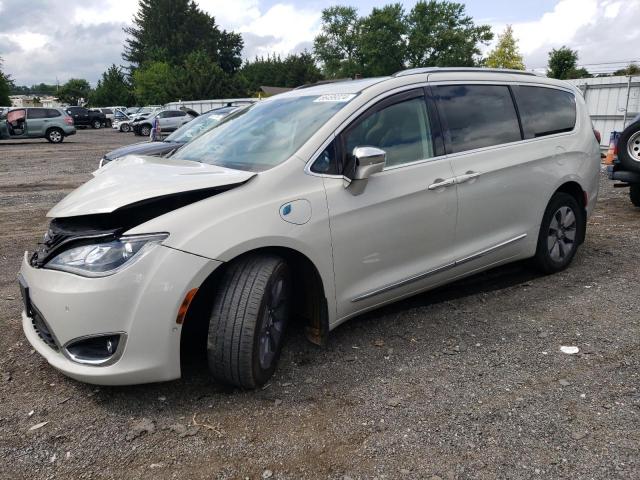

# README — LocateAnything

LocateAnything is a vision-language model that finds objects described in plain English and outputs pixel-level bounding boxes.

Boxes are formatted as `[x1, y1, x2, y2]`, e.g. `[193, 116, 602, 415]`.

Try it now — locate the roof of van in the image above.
[278, 67, 570, 98]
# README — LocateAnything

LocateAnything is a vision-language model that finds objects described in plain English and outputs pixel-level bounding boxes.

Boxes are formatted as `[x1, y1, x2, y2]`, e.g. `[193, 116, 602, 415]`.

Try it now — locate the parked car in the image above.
[18, 68, 600, 388]
[99, 106, 239, 167]
[129, 106, 162, 122]
[1, 107, 75, 143]
[606, 114, 640, 206]
[0, 106, 10, 117]
[91, 108, 116, 127]
[112, 111, 133, 132]
[65, 106, 107, 129]
[131, 108, 197, 136]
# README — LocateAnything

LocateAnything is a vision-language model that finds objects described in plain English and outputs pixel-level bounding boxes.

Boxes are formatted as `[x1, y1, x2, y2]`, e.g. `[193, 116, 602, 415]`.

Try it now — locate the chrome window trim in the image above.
[352, 233, 527, 302]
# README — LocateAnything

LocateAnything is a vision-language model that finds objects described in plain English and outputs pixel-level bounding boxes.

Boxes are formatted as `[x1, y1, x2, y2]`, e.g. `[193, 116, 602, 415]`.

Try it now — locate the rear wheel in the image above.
[45, 128, 63, 143]
[532, 192, 584, 274]
[92, 119, 101, 129]
[207, 255, 291, 389]
[630, 184, 640, 207]
[618, 122, 640, 173]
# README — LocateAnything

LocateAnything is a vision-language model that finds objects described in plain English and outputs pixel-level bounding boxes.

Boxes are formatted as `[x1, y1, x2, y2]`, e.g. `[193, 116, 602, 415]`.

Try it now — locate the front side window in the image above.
[514, 86, 576, 139]
[434, 85, 521, 153]
[343, 95, 434, 169]
[172, 95, 352, 172]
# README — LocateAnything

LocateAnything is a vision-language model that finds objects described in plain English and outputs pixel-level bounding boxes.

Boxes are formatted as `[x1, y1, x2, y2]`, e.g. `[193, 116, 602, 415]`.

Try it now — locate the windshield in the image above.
[165, 108, 235, 143]
[171, 95, 353, 172]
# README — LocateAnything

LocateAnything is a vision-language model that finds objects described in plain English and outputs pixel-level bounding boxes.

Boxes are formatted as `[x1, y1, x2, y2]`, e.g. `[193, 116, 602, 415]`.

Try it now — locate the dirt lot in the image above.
[0, 129, 639, 480]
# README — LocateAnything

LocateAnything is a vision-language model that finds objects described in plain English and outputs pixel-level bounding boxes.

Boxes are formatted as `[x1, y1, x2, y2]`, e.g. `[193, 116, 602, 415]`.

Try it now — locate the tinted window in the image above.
[172, 111, 186, 117]
[434, 85, 521, 153]
[343, 96, 434, 168]
[514, 86, 576, 138]
[28, 109, 47, 119]
[46, 109, 61, 118]
[102, 109, 113, 114]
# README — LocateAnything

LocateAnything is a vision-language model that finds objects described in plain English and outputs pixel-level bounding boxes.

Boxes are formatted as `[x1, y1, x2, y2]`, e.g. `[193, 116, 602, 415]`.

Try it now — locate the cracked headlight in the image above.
[45, 233, 168, 277]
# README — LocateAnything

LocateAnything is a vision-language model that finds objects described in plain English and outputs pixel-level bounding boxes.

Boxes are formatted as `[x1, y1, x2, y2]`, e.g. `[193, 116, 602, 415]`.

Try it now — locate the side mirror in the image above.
[346, 146, 386, 195]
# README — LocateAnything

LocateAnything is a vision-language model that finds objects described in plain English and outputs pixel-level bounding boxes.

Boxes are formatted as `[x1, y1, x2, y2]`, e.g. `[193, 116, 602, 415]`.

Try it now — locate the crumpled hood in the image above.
[104, 141, 181, 161]
[48, 155, 255, 218]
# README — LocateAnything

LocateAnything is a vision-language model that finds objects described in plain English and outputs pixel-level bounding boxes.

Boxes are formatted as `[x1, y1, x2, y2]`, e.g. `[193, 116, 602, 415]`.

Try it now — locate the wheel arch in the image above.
[552, 180, 587, 244]
[180, 246, 330, 369]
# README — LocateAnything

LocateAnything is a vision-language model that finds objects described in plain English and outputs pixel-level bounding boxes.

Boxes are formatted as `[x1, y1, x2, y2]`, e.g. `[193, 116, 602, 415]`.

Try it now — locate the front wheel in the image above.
[92, 119, 101, 129]
[532, 192, 585, 274]
[120, 123, 131, 133]
[140, 125, 151, 137]
[207, 255, 292, 389]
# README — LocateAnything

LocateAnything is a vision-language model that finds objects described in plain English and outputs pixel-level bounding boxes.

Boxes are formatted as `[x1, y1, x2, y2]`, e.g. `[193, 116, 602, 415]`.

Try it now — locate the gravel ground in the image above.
[0, 129, 639, 480]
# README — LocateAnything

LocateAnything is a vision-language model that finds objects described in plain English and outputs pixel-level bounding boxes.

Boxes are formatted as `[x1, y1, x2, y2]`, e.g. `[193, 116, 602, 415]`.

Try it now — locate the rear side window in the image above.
[514, 86, 576, 138]
[434, 85, 521, 153]
[46, 109, 61, 118]
[28, 109, 47, 119]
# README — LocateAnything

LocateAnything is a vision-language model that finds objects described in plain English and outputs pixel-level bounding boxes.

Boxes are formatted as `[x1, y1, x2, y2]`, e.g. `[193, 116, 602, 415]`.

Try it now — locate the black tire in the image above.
[207, 255, 292, 389]
[630, 184, 640, 207]
[91, 119, 101, 129]
[532, 192, 585, 274]
[618, 122, 640, 173]
[120, 123, 131, 133]
[140, 124, 151, 136]
[45, 128, 64, 144]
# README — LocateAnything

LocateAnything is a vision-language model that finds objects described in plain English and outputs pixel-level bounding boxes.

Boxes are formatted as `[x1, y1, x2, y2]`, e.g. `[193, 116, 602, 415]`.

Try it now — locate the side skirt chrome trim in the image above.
[351, 233, 527, 302]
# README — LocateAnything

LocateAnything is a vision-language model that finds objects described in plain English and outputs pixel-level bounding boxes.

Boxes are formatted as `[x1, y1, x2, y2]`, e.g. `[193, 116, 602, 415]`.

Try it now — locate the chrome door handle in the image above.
[428, 178, 456, 190]
[456, 171, 482, 184]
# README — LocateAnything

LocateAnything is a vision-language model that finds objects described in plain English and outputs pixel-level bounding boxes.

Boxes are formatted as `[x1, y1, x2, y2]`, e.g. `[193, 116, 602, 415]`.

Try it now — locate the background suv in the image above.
[132, 109, 197, 136]
[66, 106, 107, 129]
[1, 107, 75, 143]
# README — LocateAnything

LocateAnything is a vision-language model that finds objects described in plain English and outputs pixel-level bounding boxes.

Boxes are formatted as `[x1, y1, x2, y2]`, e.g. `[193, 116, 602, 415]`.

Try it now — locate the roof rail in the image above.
[393, 67, 539, 77]
[294, 78, 352, 90]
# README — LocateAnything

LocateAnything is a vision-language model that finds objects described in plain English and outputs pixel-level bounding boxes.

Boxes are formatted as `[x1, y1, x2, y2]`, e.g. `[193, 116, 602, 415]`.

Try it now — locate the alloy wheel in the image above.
[49, 131, 62, 143]
[547, 206, 577, 262]
[258, 276, 289, 370]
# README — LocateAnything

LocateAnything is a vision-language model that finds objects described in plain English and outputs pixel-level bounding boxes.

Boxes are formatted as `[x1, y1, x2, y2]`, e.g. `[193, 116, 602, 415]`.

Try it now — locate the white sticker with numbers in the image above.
[313, 93, 356, 103]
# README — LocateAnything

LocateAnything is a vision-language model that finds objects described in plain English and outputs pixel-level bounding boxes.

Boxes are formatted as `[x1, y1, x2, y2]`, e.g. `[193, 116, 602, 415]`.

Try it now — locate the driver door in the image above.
[319, 89, 458, 321]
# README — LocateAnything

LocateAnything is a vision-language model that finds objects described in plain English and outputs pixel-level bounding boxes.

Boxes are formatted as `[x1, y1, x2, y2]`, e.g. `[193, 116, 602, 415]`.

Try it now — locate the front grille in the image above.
[31, 306, 59, 351]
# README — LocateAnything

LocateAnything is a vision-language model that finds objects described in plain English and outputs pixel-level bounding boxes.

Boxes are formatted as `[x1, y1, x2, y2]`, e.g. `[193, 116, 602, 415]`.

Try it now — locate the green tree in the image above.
[124, 0, 243, 74]
[90, 65, 134, 107]
[57, 78, 91, 105]
[175, 50, 241, 100]
[0, 57, 12, 106]
[132, 62, 175, 105]
[614, 63, 640, 76]
[313, 6, 362, 78]
[406, 1, 493, 68]
[359, 4, 406, 76]
[240, 52, 323, 93]
[547, 46, 578, 79]
[485, 25, 525, 70]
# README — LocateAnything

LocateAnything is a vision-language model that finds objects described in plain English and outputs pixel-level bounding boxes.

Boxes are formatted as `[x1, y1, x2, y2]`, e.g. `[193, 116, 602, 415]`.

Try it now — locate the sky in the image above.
[0, 0, 639, 86]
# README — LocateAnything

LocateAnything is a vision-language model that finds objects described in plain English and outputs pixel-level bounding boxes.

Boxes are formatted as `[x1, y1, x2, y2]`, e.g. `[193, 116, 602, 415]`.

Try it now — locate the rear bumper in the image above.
[19, 245, 220, 385]
[608, 166, 640, 184]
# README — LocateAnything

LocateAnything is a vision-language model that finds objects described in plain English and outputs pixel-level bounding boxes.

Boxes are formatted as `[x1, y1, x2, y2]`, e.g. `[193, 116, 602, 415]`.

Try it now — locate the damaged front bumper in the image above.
[19, 245, 221, 385]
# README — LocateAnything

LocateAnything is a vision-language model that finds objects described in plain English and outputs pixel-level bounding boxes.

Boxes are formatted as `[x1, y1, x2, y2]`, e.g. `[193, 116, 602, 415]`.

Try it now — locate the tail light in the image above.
[64, 116, 74, 126]
[593, 129, 601, 144]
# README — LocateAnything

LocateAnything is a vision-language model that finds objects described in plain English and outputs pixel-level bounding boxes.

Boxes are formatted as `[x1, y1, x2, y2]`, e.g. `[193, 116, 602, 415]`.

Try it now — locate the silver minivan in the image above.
[18, 68, 600, 388]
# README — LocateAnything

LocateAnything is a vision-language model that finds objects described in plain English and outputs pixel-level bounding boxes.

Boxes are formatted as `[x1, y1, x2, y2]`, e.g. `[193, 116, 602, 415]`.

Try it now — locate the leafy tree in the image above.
[569, 67, 591, 79]
[57, 78, 91, 105]
[0, 57, 12, 106]
[485, 25, 524, 70]
[547, 46, 579, 79]
[359, 4, 406, 76]
[614, 63, 640, 76]
[132, 62, 175, 105]
[124, 0, 243, 74]
[240, 52, 323, 93]
[90, 65, 134, 107]
[175, 50, 242, 100]
[313, 6, 362, 78]
[405, 1, 493, 68]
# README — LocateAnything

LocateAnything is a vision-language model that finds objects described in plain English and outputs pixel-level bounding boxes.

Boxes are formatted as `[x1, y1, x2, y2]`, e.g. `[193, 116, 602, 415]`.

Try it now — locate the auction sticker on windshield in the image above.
[314, 94, 357, 103]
